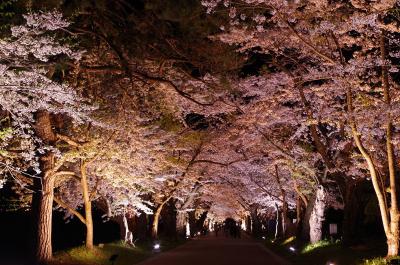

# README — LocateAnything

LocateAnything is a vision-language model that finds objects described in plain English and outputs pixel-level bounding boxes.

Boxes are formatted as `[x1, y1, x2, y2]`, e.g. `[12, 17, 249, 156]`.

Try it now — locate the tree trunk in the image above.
[275, 204, 281, 239]
[282, 202, 290, 237]
[301, 192, 315, 241]
[188, 211, 196, 237]
[195, 211, 208, 233]
[275, 165, 290, 237]
[295, 195, 306, 238]
[80, 162, 94, 249]
[121, 214, 134, 245]
[123, 214, 129, 241]
[151, 198, 170, 239]
[296, 195, 302, 226]
[52, 161, 94, 250]
[152, 206, 162, 239]
[342, 180, 360, 245]
[163, 201, 177, 238]
[175, 183, 200, 238]
[246, 215, 252, 232]
[176, 211, 187, 238]
[35, 175, 55, 264]
[33, 111, 57, 264]
[346, 33, 400, 256]
[388, 235, 399, 257]
[381, 31, 400, 257]
[309, 185, 326, 243]
[250, 205, 262, 238]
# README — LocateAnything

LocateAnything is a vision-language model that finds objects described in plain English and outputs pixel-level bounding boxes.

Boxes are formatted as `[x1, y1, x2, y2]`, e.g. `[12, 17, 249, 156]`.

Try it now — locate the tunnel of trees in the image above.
[1, 0, 400, 264]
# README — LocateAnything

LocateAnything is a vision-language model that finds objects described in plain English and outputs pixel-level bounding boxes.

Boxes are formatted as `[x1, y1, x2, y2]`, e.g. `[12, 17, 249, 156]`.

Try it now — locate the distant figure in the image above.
[223, 218, 239, 238]
[230, 224, 237, 238]
[215, 224, 219, 237]
[202, 226, 208, 235]
[224, 223, 229, 237]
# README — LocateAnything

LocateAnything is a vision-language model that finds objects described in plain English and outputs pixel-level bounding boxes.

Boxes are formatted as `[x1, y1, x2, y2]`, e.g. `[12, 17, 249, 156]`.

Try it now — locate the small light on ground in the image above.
[289, 246, 296, 252]
[262, 236, 266, 240]
[154, 243, 160, 250]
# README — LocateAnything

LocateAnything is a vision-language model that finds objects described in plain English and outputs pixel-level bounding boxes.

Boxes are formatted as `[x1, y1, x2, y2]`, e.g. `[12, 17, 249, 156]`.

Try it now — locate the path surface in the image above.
[137, 234, 289, 265]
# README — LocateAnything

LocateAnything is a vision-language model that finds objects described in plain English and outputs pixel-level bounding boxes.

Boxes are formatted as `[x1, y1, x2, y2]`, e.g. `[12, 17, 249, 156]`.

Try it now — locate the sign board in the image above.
[329, 223, 338, 235]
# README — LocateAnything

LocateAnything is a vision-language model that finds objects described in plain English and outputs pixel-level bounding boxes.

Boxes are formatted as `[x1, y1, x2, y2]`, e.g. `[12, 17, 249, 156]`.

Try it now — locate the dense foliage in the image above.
[2, 0, 400, 263]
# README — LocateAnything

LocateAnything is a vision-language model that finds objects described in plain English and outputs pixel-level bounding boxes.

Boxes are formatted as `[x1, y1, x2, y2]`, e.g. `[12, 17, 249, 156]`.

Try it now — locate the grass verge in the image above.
[263, 237, 398, 265]
[51, 238, 186, 265]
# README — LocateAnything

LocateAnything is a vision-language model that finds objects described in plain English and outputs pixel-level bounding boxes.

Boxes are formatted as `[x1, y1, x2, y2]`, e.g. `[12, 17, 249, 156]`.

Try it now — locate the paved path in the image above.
[137, 234, 290, 265]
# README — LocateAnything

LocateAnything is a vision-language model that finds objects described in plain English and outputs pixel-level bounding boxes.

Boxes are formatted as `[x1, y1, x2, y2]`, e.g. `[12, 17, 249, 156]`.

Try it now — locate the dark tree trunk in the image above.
[187, 211, 208, 236]
[296, 195, 305, 238]
[275, 206, 280, 239]
[246, 215, 252, 233]
[195, 211, 208, 232]
[342, 180, 361, 245]
[162, 202, 177, 238]
[189, 211, 200, 237]
[133, 213, 148, 240]
[250, 205, 262, 238]
[275, 165, 290, 238]
[115, 215, 126, 240]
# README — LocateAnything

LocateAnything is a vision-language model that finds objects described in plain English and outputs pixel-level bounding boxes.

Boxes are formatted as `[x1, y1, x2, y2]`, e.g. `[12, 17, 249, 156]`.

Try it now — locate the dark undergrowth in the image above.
[263, 236, 400, 265]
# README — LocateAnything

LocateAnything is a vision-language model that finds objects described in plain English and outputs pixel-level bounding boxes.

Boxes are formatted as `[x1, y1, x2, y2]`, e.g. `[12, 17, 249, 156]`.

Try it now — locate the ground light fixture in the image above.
[289, 246, 296, 252]
[153, 241, 161, 253]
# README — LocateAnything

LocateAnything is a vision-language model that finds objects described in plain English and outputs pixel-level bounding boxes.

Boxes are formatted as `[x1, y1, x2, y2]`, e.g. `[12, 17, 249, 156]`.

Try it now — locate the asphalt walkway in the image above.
[137, 234, 290, 265]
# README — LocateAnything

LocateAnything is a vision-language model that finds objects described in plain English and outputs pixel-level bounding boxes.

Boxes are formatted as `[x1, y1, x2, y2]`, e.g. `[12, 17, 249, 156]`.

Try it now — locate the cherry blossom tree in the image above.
[201, 0, 400, 255]
[0, 10, 96, 263]
[4, 1, 400, 261]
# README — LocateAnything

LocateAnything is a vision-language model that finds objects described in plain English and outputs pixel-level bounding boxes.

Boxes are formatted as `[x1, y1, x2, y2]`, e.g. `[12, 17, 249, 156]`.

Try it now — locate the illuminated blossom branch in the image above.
[0, 11, 91, 174]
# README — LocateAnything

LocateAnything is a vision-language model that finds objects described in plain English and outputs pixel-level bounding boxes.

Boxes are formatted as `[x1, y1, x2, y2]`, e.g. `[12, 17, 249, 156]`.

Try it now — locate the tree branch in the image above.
[56, 133, 82, 148]
[54, 196, 87, 225]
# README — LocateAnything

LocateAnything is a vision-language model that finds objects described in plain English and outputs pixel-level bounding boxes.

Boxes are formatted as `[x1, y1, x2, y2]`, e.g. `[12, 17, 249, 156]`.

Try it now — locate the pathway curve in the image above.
[137, 234, 290, 265]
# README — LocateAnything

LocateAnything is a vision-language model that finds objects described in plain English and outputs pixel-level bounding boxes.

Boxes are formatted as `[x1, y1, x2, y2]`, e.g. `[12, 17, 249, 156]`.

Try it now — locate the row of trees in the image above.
[201, 0, 400, 256]
[2, 0, 400, 263]
[0, 1, 255, 263]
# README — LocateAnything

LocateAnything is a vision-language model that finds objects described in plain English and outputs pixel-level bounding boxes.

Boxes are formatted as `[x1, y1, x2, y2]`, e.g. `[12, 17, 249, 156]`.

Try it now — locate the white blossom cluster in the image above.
[0, 11, 91, 174]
